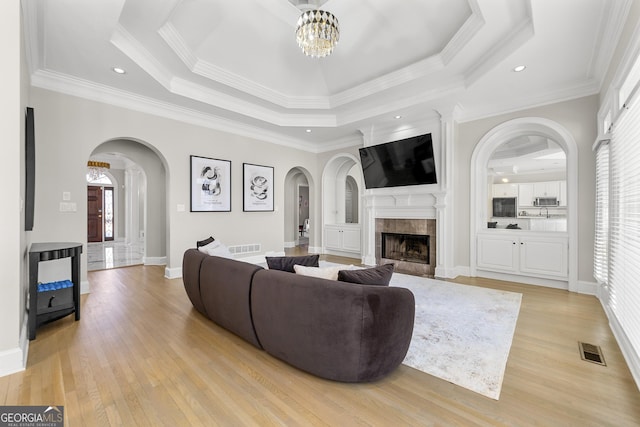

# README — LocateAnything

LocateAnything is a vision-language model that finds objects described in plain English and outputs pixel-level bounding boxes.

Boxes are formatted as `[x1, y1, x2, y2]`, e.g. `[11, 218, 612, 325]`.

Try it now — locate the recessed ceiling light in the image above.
[112, 67, 126, 74]
[501, 178, 509, 183]
[305, 129, 312, 133]
[394, 115, 402, 119]
[513, 65, 526, 72]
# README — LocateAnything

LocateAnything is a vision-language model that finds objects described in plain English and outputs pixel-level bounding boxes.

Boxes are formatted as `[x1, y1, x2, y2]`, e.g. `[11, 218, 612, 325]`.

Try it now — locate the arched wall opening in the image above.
[284, 167, 315, 250]
[469, 117, 578, 291]
[90, 138, 169, 267]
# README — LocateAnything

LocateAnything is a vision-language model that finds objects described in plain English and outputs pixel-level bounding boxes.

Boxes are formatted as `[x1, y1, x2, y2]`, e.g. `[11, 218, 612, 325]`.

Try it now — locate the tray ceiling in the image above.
[22, 0, 630, 151]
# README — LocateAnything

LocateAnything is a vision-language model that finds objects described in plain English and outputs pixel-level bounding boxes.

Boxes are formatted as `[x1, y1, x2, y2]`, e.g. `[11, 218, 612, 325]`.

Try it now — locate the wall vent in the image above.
[228, 244, 261, 255]
[578, 342, 606, 366]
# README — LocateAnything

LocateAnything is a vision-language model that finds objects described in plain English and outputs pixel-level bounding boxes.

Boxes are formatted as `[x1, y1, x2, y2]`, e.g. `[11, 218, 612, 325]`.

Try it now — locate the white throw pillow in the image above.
[293, 264, 344, 281]
[198, 240, 234, 259]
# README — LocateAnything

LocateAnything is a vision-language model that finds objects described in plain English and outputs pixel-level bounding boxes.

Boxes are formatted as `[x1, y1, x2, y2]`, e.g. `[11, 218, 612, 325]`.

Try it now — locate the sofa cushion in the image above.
[337, 264, 395, 286]
[196, 236, 215, 248]
[293, 264, 343, 281]
[265, 254, 319, 272]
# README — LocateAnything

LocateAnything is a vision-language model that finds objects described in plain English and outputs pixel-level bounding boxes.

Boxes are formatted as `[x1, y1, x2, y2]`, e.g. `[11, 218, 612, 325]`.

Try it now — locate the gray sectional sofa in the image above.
[182, 249, 415, 382]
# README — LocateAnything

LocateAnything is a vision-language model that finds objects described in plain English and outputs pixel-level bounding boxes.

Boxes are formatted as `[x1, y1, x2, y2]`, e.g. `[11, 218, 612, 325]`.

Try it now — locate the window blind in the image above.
[609, 88, 640, 357]
[593, 141, 609, 284]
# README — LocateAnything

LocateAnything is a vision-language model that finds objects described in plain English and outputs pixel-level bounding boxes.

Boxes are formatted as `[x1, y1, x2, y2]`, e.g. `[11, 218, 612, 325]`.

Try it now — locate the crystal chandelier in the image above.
[87, 160, 110, 181]
[296, 9, 340, 58]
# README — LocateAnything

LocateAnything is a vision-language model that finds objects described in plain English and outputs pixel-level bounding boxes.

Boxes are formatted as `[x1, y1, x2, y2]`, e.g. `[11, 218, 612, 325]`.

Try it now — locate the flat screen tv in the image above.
[358, 133, 437, 189]
[25, 107, 35, 231]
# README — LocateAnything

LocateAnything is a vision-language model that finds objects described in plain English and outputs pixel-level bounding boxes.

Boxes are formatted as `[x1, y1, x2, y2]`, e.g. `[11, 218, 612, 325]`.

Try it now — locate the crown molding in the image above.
[464, 16, 534, 87]
[30, 69, 326, 153]
[587, 0, 633, 86]
[440, 0, 485, 65]
[456, 78, 601, 123]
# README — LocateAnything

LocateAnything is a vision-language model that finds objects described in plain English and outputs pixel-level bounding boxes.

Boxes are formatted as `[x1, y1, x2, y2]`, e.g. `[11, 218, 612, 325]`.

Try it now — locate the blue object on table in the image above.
[37, 280, 73, 292]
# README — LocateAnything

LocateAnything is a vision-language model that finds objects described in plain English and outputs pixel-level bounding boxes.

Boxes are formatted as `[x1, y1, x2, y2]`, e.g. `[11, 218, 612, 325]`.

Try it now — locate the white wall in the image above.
[28, 88, 319, 280]
[0, 0, 27, 376]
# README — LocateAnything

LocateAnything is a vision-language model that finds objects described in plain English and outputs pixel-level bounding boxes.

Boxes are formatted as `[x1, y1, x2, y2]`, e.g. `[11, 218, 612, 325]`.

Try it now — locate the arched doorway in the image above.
[87, 139, 168, 270]
[284, 167, 315, 253]
[469, 117, 578, 291]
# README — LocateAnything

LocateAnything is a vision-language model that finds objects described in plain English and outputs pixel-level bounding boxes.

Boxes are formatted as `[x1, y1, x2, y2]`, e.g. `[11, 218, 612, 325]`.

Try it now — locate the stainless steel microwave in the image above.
[534, 197, 559, 207]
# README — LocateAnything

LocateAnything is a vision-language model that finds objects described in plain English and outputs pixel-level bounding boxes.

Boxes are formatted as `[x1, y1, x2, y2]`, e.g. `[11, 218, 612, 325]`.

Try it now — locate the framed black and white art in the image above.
[243, 163, 274, 212]
[190, 155, 231, 212]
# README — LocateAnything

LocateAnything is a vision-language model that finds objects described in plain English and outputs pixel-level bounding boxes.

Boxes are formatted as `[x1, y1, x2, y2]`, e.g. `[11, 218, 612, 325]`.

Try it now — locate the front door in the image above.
[87, 185, 103, 242]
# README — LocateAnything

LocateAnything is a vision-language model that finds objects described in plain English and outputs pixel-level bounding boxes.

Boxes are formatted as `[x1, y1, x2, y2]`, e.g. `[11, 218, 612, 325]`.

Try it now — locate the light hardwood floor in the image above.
[2, 255, 640, 426]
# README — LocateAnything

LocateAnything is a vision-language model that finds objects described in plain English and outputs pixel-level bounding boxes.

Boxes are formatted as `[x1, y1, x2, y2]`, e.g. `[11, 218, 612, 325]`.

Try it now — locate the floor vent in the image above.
[228, 243, 261, 255]
[579, 342, 606, 366]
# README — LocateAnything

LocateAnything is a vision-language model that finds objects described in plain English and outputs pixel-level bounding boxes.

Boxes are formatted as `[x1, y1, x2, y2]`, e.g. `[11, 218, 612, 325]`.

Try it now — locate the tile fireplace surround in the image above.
[375, 218, 436, 277]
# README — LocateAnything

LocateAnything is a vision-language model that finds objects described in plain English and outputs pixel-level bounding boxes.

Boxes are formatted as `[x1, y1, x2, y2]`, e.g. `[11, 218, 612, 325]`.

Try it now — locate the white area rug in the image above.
[388, 272, 522, 400]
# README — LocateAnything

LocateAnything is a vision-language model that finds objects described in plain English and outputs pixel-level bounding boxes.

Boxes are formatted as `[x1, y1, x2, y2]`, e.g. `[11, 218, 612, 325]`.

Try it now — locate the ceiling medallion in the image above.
[295, 9, 340, 58]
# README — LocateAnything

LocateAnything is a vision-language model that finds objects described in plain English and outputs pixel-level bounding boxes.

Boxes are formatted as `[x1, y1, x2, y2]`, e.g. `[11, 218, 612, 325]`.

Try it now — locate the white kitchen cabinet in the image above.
[518, 183, 535, 207]
[533, 181, 560, 198]
[559, 180, 567, 206]
[325, 224, 361, 253]
[493, 183, 518, 197]
[477, 232, 568, 279]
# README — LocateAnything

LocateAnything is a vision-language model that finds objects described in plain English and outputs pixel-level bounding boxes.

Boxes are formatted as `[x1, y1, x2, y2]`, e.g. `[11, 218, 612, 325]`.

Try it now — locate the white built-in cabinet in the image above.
[492, 183, 518, 197]
[559, 181, 567, 207]
[533, 181, 560, 198]
[495, 180, 566, 207]
[324, 224, 361, 254]
[517, 183, 535, 207]
[476, 232, 568, 279]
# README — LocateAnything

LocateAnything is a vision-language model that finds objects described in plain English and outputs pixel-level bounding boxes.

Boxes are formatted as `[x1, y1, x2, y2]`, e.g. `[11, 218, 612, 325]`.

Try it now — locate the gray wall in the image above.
[28, 87, 319, 280]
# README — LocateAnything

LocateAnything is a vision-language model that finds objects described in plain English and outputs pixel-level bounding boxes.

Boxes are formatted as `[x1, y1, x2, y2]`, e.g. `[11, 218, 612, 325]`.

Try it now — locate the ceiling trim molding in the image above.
[464, 15, 534, 87]
[20, 0, 41, 75]
[440, 0, 485, 65]
[111, 24, 173, 88]
[157, 21, 197, 70]
[587, 0, 633, 86]
[457, 78, 601, 123]
[29, 69, 330, 153]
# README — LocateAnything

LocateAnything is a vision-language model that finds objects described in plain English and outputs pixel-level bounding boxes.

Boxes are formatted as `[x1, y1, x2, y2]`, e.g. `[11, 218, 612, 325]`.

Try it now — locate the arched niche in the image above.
[469, 117, 578, 291]
[322, 154, 363, 225]
[321, 153, 363, 255]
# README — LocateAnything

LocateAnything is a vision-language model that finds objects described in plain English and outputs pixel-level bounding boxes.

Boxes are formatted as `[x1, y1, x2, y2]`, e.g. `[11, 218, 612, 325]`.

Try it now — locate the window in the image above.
[608, 81, 640, 358]
[593, 141, 609, 284]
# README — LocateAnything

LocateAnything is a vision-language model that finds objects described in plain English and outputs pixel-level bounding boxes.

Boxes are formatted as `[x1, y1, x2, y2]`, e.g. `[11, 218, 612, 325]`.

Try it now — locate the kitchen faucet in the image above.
[539, 207, 549, 218]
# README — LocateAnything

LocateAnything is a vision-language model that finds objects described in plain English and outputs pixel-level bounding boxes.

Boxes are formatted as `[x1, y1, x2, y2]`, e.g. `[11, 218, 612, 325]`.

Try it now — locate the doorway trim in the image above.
[469, 117, 578, 292]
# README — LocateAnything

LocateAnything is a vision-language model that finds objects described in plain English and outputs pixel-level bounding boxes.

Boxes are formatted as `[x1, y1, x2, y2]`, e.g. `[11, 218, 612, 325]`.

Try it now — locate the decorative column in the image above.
[434, 106, 459, 278]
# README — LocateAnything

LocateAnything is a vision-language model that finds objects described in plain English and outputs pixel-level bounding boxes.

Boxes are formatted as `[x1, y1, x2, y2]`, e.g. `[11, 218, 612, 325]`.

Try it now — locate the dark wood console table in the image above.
[28, 242, 82, 340]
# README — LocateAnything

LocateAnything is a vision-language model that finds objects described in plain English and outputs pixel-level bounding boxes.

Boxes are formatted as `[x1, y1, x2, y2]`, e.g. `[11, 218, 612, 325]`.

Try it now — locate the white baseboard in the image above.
[0, 316, 28, 378]
[576, 280, 598, 296]
[144, 256, 167, 266]
[475, 269, 569, 290]
[165, 267, 182, 279]
[600, 299, 640, 392]
[283, 241, 295, 248]
[435, 265, 469, 279]
[81, 279, 90, 294]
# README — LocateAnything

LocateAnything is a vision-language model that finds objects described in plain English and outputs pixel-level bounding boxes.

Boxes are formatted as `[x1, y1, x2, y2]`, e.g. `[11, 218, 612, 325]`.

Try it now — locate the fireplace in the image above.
[376, 218, 436, 277]
[382, 233, 429, 264]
